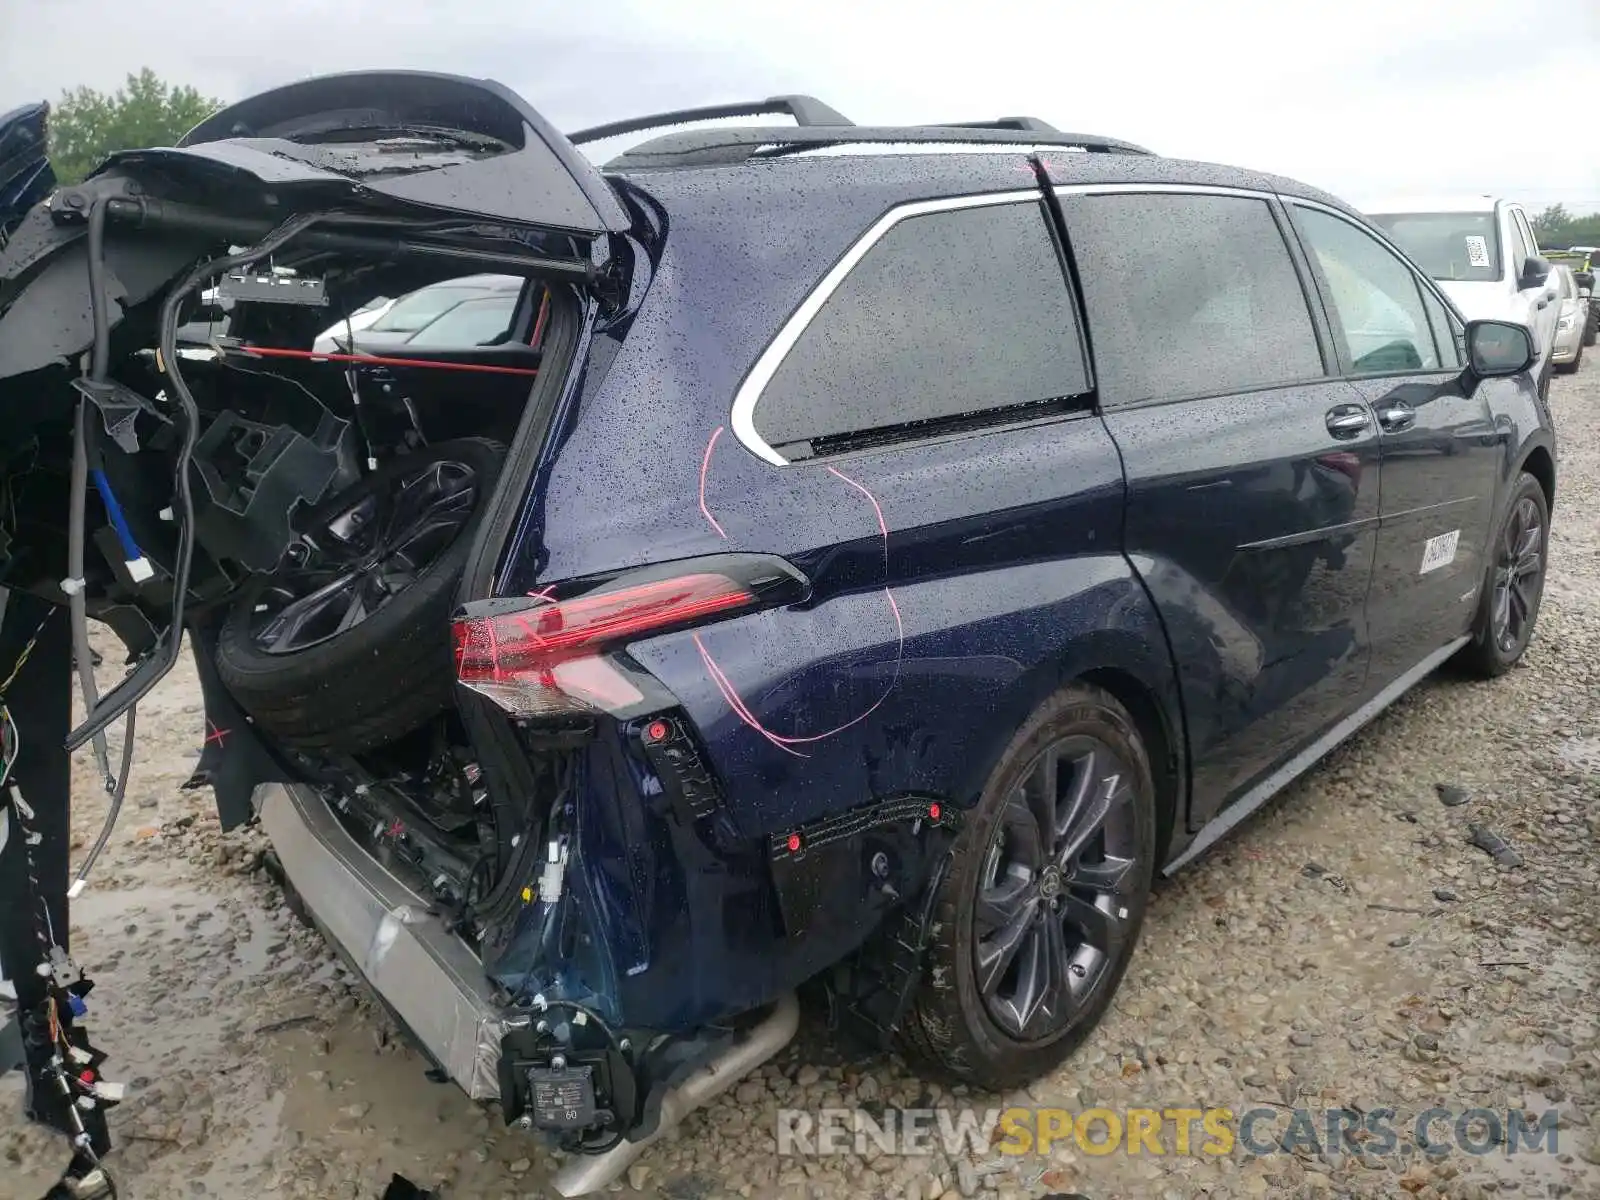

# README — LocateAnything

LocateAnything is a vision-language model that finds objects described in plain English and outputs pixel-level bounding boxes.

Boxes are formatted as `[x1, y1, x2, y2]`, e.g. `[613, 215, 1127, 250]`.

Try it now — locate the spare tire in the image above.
[216, 438, 504, 753]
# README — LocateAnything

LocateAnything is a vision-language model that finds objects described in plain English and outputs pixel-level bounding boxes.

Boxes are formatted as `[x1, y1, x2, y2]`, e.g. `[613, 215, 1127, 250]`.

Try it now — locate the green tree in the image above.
[48, 68, 222, 185]
[1532, 204, 1600, 249]
[1531, 204, 1571, 243]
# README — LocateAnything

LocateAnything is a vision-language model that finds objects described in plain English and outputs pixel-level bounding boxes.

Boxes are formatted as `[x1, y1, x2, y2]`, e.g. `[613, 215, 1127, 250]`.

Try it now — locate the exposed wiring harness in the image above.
[64, 201, 139, 896]
[64, 211, 325, 752]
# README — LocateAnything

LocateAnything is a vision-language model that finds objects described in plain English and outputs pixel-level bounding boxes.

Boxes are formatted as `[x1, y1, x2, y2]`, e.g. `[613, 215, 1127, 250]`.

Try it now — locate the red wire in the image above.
[236, 344, 541, 378]
[530, 290, 551, 348]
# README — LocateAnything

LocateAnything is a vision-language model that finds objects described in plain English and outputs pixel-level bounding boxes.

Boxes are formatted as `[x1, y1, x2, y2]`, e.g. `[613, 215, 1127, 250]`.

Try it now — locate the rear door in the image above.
[1285, 202, 1502, 684]
[1059, 187, 1379, 825]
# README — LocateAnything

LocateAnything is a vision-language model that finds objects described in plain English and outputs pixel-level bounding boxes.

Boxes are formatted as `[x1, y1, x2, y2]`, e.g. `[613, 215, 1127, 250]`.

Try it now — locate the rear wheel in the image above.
[216, 438, 504, 752]
[898, 684, 1156, 1091]
[1455, 472, 1548, 679]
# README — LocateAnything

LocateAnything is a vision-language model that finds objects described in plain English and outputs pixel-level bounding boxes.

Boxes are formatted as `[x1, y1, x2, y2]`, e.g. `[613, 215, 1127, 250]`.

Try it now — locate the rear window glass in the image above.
[1063, 193, 1324, 406]
[752, 201, 1090, 457]
[1368, 212, 1502, 283]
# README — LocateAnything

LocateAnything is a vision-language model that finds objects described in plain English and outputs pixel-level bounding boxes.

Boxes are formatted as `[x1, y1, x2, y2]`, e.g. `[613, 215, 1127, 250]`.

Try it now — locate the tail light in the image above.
[453, 556, 806, 718]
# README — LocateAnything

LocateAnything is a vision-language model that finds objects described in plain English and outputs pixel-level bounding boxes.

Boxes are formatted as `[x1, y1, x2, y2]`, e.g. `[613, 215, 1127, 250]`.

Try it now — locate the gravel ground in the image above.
[3, 367, 1597, 1200]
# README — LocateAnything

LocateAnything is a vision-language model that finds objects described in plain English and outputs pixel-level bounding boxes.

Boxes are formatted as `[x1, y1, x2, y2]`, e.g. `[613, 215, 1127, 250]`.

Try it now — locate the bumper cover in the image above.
[255, 782, 506, 1100]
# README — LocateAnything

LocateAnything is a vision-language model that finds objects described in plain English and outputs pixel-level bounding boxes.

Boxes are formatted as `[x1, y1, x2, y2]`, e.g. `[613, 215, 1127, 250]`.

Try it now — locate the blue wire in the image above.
[90, 468, 144, 563]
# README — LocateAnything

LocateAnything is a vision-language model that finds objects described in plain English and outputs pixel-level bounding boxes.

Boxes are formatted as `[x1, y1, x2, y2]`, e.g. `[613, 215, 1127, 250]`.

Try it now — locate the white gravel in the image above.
[3, 367, 1597, 1200]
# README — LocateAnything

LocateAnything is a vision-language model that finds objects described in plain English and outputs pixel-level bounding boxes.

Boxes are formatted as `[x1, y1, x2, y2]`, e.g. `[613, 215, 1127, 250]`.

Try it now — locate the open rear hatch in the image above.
[0, 70, 628, 744]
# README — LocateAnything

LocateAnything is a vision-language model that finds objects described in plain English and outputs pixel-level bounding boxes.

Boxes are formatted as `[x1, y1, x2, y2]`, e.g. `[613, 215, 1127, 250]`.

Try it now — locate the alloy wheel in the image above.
[250, 459, 478, 655]
[973, 734, 1142, 1040]
[1491, 496, 1543, 653]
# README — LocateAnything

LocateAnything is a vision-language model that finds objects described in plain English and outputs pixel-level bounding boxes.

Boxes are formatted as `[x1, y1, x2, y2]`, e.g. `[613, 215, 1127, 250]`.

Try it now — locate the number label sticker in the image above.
[1465, 236, 1490, 268]
[1420, 529, 1460, 574]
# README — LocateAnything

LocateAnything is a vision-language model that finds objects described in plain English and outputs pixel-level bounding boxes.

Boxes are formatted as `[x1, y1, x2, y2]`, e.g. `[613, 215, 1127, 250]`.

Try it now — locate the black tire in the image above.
[1583, 309, 1598, 348]
[216, 439, 505, 752]
[1455, 472, 1549, 679]
[897, 683, 1156, 1091]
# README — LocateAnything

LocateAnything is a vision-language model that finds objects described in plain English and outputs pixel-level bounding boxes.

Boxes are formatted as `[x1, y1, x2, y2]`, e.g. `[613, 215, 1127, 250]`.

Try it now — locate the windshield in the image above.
[405, 295, 518, 348]
[1366, 212, 1502, 283]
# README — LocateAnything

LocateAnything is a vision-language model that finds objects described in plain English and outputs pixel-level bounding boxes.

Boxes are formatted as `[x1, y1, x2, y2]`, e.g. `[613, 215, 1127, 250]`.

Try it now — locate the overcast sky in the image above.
[2, 0, 1596, 213]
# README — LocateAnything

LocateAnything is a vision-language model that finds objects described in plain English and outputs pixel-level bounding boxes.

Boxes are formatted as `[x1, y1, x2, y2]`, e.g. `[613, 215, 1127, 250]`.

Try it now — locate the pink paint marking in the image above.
[825, 466, 888, 538]
[525, 586, 557, 603]
[698, 425, 727, 539]
[694, 633, 808, 757]
[695, 464, 905, 749]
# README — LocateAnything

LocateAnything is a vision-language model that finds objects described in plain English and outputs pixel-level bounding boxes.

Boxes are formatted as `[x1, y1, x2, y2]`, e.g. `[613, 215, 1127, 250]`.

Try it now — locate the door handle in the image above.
[1375, 400, 1416, 432]
[1325, 405, 1371, 437]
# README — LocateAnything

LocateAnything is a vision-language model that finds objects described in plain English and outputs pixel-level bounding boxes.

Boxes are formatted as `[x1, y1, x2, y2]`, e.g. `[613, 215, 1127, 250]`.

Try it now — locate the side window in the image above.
[752, 201, 1090, 457]
[1506, 211, 1533, 272]
[1292, 206, 1441, 373]
[1514, 209, 1540, 256]
[1062, 193, 1323, 407]
[1419, 285, 1464, 368]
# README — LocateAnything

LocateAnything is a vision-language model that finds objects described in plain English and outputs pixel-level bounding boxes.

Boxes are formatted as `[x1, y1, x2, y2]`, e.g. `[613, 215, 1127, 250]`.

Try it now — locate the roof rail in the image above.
[939, 117, 1061, 133]
[570, 95, 852, 145]
[604, 126, 1155, 169]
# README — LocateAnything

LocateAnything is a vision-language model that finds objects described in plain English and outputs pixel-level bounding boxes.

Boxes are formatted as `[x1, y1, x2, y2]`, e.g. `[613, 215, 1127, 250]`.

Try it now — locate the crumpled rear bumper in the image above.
[254, 782, 507, 1100]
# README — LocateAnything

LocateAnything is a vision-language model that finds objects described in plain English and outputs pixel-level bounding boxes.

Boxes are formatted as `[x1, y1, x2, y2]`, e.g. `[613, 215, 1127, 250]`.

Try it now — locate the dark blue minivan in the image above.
[0, 72, 1555, 1187]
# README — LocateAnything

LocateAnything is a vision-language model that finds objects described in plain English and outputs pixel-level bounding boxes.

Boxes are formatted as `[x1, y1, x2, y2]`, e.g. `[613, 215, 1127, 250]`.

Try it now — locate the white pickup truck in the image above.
[1363, 195, 1560, 395]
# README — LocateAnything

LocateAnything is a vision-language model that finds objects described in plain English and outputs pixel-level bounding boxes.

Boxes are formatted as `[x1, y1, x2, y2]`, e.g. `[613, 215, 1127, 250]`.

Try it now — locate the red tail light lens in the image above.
[453, 573, 755, 717]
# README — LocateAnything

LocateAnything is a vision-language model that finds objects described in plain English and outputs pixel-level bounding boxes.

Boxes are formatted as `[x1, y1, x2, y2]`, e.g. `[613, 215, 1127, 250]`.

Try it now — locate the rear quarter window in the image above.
[1061, 192, 1324, 407]
[750, 200, 1091, 459]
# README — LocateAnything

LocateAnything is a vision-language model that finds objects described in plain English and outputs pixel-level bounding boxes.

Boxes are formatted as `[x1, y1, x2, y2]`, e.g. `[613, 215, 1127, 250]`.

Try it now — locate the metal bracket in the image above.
[69, 377, 169, 456]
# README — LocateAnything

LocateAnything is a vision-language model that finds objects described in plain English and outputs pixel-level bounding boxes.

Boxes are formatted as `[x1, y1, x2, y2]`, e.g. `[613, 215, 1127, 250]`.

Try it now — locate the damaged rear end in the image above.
[0, 71, 812, 1185]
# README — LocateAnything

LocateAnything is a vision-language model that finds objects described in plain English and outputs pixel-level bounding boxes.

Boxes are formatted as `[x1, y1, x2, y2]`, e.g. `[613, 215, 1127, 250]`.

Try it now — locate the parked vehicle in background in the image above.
[0, 74, 1559, 1196]
[1365, 197, 1559, 393]
[1550, 264, 1587, 372]
[323, 274, 524, 353]
[310, 295, 397, 354]
[1546, 247, 1598, 347]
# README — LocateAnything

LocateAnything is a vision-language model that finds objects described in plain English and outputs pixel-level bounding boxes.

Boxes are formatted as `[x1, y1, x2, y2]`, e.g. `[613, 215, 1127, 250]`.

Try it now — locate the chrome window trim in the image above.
[729, 189, 1042, 466]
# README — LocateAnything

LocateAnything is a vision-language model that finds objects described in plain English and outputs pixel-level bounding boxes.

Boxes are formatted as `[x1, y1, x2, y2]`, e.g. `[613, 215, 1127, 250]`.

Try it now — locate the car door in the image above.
[1059, 187, 1379, 826]
[1286, 201, 1503, 686]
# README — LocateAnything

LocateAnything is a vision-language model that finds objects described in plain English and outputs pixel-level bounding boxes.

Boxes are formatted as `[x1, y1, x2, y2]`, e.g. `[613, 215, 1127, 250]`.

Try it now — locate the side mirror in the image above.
[1466, 320, 1535, 377]
[1518, 255, 1551, 290]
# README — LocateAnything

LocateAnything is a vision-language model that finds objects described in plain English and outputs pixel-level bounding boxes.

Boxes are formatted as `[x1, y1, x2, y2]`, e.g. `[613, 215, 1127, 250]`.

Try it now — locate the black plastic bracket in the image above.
[767, 794, 960, 939]
[189, 407, 354, 573]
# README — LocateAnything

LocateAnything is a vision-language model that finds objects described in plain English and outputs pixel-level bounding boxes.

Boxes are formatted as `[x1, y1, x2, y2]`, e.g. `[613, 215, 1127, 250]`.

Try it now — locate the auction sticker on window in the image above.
[1420, 529, 1461, 574]
[1465, 236, 1490, 268]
